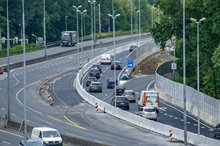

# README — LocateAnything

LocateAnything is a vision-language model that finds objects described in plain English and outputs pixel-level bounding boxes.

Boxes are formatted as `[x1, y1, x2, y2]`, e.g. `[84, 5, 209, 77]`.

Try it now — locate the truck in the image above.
[138, 90, 160, 113]
[60, 31, 77, 47]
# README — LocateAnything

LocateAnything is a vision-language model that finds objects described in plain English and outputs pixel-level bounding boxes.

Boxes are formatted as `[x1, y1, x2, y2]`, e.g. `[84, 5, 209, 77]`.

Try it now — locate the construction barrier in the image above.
[95, 103, 99, 112]
[45, 78, 49, 84]
[40, 85, 44, 92]
[47, 93, 53, 105]
[169, 129, 173, 142]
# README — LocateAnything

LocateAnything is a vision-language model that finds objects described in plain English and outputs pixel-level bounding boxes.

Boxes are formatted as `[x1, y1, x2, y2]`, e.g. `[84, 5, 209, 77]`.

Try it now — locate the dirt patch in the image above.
[132, 51, 173, 75]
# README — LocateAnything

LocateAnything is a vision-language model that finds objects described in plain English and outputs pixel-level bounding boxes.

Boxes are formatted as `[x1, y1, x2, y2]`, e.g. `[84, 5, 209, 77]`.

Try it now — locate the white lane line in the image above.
[11, 113, 16, 116]
[1, 108, 5, 111]
[0, 129, 23, 138]
[2, 141, 11, 144]
[193, 124, 197, 126]
[16, 80, 43, 115]
[180, 119, 184, 122]
[187, 121, 191, 124]
[161, 101, 213, 129]
[174, 117, 179, 120]
[163, 113, 168, 116]
[169, 115, 173, 118]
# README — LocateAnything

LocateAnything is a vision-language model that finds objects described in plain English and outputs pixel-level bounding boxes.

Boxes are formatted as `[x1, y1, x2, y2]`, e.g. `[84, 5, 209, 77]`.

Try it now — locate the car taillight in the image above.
[116, 100, 120, 104]
[125, 100, 129, 104]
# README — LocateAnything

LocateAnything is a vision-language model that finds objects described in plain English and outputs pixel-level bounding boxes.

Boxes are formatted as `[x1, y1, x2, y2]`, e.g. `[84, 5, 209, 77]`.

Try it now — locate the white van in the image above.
[138, 90, 160, 113]
[31, 127, 63, 146]
[100, 53, 113, 64]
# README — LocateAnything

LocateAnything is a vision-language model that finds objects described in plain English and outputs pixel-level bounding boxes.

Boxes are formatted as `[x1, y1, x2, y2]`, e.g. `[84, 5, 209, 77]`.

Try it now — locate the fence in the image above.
[155, 61, 220, 126]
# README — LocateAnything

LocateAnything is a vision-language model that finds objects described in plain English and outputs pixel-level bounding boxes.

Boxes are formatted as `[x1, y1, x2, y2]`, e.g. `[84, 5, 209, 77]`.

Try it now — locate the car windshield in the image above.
[144, 108, 155, 112]
[61, 35, 70, 41]
[92, 83, 101, 86]
[125, 91, 134, 95]
[43, 131, 60, 138]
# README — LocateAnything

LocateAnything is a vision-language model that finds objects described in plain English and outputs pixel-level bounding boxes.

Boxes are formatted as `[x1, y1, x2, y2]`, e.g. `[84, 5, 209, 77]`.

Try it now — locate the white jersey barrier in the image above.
[75, 42, 220, 146]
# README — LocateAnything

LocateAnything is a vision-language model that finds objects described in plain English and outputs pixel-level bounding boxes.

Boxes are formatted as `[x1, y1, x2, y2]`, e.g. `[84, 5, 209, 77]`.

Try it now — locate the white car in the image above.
[31, 127, 62, 146]
[141, 106, 157, 121]
[124, 90, 136, 102]
[100, 53, 113, 64]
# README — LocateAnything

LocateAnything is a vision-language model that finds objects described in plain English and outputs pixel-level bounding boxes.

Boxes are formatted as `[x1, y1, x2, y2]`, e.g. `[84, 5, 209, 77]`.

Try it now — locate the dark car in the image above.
[86, 76, 97, 86]
[92, 64, 102, 73]
[0, 67, 4, 74]
[115, 85, 126, 96]
[111, 96, 129, 110]
[214, 123, 220, 138]
[111, 61, 123, 70]
[89, 67, 101, 78]
[129, 44, 137, 52]
[107, 77, 118, 89]
[89, 82, 102, 92]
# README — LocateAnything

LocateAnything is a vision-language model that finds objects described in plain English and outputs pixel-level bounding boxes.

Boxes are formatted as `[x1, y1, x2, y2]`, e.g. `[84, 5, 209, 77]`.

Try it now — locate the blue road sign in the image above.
[127, 60, 133, 68]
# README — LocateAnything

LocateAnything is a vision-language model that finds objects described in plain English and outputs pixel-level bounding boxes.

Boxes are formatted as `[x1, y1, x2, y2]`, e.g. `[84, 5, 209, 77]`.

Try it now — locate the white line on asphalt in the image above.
[11, 113, 16, 116]
[180, 119, 184, 122]
[0, 129, 23, 138]
[160, 101, 213, 129]
[187, 121, 191, 124]
[147, 79, 155, 91]
[16, 80, 43, 115]
[169, 115, 173, 118]
[1, 108, 5, 111]
[174, 117, 179, 120]
[2, 141, 11, 144]
[163, 113, 168, 116]
[193, 124, 197, 126]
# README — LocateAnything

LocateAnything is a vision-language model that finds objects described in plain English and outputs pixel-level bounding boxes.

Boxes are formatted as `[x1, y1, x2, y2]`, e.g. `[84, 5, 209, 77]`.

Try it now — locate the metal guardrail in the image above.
[75, 41, 220, 146]
[155, 61, 220, 126]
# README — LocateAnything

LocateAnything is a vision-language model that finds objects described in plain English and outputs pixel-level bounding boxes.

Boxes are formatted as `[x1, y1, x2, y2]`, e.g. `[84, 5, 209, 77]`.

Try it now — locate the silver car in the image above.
[141, 106, 157, 121]
[124, 90, 136, 102]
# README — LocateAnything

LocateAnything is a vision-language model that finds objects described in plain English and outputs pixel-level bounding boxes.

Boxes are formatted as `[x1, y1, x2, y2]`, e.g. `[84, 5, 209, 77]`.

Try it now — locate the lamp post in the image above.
[6, 0, 11, 123]
[190, 17, 206, 135]
[21, 0, 27, 145]
[32, 34, 38, 44]
[88, 0, 96, 59]
[65, 16, 68, 31]
[108, 13, 120, 107]
[43, 0, 47, 57]
[182, 0, 187, 145]
[78, 9, 87, 59]
[93, 1, 96, 46]
[73, 5, 82, 70]
[98, 4, 101, 33]
[18, 24, 22, 42]
[157, 4, 160, 24]
[130, 0, 133, 41]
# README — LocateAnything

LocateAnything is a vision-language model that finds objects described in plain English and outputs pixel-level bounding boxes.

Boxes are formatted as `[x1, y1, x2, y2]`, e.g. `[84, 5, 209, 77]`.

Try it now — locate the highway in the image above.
[0, 36, 186, 145]
[0, 129, 22, 146]
[81, 40, 216, 139]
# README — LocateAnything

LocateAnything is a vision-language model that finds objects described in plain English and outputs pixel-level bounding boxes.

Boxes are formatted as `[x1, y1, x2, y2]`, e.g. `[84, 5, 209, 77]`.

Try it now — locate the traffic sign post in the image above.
[127, 59, 134, 68]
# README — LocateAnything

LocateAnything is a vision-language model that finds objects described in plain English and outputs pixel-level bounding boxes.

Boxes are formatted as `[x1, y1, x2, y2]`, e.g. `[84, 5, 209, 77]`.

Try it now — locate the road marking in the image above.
[180, 119, 184, 122]
[168, 115, 173, 118]
[174, 117, 179, 120]
[163, 113, 168, 116]
[2, 141, 11, 144]
[0, 129, 23, 138]
[11, 113, 16, 116]
[64, 115, 86, 130]
[160, 101, 213, 129]
[1, 108, 5, 111]
[187, 121, 191, 124]
[193, 124, 197, 126]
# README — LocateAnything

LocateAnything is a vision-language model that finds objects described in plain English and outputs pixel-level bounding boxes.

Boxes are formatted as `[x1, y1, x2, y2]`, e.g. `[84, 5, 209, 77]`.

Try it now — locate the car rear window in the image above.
[144, 108, 155, 112]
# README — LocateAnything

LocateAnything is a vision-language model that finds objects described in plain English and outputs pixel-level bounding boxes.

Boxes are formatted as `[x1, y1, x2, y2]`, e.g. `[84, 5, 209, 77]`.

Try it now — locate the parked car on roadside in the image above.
[86, 76, 97, 86]
[214, 123, 220, 138]
[111, 96, 129, 110]
[111, 61, 123, 70]
[89, 82, 102, 92]
[124, 90, 136, 102]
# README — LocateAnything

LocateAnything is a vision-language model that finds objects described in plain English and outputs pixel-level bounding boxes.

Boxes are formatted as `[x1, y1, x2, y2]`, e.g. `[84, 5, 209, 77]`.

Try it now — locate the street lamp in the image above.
[31, 34, 38, 44]
[18, 24, 22, 41]
[88, 0, 96, 59]
[77, 9, 87, 61]
[73, 5, 81, 70]
[43, 0, 47, 57]
[65, 16, 68, 31]
[98, 4, 101, 33]
[190, 17, 206, 135]
[108, 13, 120, 107]
[157, 4, 160, 24]
[130, 0, 133, 41]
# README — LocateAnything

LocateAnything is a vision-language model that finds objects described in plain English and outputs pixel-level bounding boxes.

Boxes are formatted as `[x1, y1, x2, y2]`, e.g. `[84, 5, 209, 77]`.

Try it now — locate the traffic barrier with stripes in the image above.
[47, 93, 53, 105]
[169, 129, 173, 142]
[40, 85, 44, 92]
[95, 103, 99, 112]
[45, 78, 49, 84]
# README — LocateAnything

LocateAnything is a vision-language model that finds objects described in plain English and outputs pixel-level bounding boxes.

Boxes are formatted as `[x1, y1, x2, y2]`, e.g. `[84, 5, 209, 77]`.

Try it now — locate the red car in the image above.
[0, 67, 4, 74]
